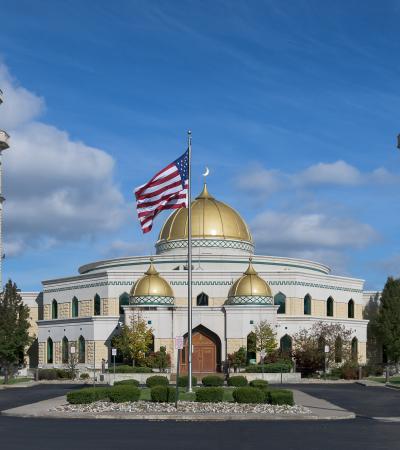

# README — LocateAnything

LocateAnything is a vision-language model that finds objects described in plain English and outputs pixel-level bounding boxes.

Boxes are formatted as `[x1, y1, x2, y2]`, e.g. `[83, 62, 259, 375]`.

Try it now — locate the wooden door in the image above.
[180, 330, 217, 373]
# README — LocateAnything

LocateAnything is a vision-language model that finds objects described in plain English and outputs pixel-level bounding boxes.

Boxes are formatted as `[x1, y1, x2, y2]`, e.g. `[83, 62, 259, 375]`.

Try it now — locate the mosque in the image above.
[23, 183, 370, 373]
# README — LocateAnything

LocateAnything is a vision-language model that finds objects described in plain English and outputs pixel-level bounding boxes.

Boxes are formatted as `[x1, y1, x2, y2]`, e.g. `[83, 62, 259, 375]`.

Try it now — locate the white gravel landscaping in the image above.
[54, 401, 310, 415]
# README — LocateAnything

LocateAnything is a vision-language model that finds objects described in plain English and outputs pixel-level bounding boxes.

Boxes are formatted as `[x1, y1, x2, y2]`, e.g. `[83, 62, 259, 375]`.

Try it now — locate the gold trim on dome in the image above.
[130, 261, 174, 298]
[158, 183, 253, 243]
[228, 259, 272, 298]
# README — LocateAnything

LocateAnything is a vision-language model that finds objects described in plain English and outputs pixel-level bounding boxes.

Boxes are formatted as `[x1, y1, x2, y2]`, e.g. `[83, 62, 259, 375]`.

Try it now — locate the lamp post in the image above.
[0, 88, 10, 291]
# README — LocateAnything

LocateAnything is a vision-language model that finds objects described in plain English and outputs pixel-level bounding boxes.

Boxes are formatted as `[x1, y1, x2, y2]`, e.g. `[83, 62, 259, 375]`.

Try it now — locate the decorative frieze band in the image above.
[225, 296, 274, 306]
[44, 278, 363, 294]
[156, 238, 254, 254]
[129, 296, 174, 306]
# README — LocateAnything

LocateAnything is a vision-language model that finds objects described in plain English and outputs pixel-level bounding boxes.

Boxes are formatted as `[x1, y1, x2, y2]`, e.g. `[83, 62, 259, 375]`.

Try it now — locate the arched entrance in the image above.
[180, 325, 221, 373]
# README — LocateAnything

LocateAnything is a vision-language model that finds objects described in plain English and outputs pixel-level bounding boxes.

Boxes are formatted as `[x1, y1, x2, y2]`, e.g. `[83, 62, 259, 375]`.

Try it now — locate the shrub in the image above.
[146, 375, 169, 388]
[202, 375, 224, 386]
[232, 387, 265, 404]
[227, 376, 248, 387]
[195, 387, 224, 403]
[177, 375, 198, 387]
[108, 385, 140, 403]
[67, 387, 110, 404]
[38, 369, 72, 380]
[114, 379, 140, 387]
[79, 373, 90, 380]
[38, 369, 58, 380]
[150, 385, 176, 403]
[245, 362, 291, 373]
[249, 379, 269, 389]
[266, 389, 294, 406]
[111, 365, 152, 373]
[56, 369, 72, 379]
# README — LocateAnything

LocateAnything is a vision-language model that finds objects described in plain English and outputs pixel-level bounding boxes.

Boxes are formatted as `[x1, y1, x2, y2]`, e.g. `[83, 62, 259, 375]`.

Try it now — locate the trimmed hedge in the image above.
[146, 375, 169, 388]
[67, 387, 110, 404]
[266, 389, 294, 406]
[177, 375, 198, 388]
[150, 385, 176, 403]
[232, 387, 264, 404]
[202, 375, 224, 387]
[249, 379, 269, 389]
[79, 373, 90, 380]
[245, 362, 291, 373]
[227, 376, 248, 387]
[38, 369, 72, 380]
[110, 365, 153, 373]
[195, 387, 224, 403]
[108, 385, 140, 403]
[114, 379, 140, 387]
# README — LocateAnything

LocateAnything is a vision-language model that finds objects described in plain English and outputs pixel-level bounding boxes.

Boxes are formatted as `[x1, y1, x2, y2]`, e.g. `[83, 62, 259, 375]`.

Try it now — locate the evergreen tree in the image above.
[364, 292, 382, 365]
[0, 280, 32, 383]
[377, 277, 400, 367]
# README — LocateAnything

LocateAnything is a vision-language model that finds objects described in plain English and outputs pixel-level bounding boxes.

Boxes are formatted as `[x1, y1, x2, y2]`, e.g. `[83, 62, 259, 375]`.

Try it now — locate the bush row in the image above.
[245, 362, 292, 373]
[67, 385, 140, 404]
[108, 365, 153, 373]
[38, 369, 72, 380]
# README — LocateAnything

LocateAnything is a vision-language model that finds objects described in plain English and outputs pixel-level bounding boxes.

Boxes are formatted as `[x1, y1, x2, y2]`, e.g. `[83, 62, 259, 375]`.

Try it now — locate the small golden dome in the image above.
[158, 183, 252, 243]
[130, 261, 174, 297]
[228, 260, 272, 298]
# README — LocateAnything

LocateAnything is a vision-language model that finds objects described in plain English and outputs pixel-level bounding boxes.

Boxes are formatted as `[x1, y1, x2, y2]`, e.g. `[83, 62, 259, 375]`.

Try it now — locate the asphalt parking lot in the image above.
[0, 383, 399, 450]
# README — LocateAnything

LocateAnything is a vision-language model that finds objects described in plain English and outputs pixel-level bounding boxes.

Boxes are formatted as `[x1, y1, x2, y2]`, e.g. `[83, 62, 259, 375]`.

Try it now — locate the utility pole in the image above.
[0, 89, 10, 292]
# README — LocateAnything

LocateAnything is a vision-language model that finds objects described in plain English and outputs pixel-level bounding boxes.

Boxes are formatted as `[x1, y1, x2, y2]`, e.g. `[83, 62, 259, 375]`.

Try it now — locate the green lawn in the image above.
[0, 377, 33, 385]
[369, 376, 400, 385]
[139, 387, 235, 402]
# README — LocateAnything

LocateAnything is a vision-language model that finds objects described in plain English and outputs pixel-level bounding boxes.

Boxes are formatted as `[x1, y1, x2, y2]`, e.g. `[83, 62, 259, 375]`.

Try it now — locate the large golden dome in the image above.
[158, 184, 252, 243]
[226, 260, 273, 305]
[130, 261, 174, 298]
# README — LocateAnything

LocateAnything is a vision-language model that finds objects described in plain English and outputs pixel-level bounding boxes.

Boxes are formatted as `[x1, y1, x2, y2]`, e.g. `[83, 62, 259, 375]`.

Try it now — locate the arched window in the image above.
[274, 292, 286, 314]
[351, 337, 358, 362]
[72, 297, 79, 318]
[335, 336, 342, 363]
[304, 294, 311, 315]
[52, 299, 58, 319]
[62, 336, 69, 364]
[348, 299, 355, 319]
[327, 297, 334, 317]
[197, 292, 209, 306]
[78, 336, 85, 363]
[280, 334, 292, 355]
[246, 332, 257, 363]
[119, 292, 130, 314]
[94, 294, 101, 316]
[47, 337, 53, 364]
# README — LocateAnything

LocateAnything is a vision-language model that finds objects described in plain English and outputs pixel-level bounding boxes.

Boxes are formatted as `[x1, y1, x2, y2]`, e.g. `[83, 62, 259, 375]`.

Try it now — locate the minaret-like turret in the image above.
[0, 88, 10, 290]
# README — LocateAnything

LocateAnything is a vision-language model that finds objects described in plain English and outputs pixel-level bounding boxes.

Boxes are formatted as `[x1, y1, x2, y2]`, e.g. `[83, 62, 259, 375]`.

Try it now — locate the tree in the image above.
[364, 292, 382, 366]
[227, 346, 247, 372]
[0, 280, 33, 383]
[147, 346, 171, 372]
[113, 311, 153, 366]
[292, 321, 354, 375]
[253, 320, 277, 361]
[376, 277, 400, 369]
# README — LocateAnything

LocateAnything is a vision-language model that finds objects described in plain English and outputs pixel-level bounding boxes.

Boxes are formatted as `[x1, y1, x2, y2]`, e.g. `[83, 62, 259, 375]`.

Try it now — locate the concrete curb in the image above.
[1, 390, 356, 422]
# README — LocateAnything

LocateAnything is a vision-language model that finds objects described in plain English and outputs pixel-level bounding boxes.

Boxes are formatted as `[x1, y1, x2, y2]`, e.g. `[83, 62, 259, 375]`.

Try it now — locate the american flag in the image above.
[135, 150, 189, 233]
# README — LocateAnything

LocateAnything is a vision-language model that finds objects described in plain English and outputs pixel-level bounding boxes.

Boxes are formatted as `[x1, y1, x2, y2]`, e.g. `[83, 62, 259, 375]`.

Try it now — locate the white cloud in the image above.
[104, 240, 150, 258]
[298, 160, 363, 186]
[0, 64, 127, 257]
[236, 164, 285, 198]
[252, 210, 377, 256]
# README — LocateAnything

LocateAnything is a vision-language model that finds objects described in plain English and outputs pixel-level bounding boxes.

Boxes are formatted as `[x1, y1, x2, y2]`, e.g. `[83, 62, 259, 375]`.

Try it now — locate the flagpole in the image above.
[187, 130, 193, 392]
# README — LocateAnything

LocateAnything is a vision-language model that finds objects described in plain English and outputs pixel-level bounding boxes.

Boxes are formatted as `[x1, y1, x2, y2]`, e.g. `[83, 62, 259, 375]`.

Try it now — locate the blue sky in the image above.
[1, 0, 400, 290]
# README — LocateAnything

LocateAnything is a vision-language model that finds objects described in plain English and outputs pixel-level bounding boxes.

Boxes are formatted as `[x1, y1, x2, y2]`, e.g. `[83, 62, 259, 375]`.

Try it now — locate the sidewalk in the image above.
[1, 389, 355, 421]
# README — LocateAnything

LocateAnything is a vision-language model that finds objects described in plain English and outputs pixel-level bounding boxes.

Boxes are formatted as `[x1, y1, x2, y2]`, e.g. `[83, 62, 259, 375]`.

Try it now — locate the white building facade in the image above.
[29, 184, 368, 373]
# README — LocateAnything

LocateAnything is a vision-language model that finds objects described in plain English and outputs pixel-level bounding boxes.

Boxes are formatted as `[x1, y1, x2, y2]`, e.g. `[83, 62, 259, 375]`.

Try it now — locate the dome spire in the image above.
[196, 182, 213, 199]
[145, 257, 159, 275]
[244, 257, 257, 275]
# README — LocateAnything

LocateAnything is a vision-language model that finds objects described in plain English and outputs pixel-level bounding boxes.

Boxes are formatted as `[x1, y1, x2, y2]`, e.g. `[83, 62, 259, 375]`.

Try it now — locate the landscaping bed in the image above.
[55, 400, 309, 415]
